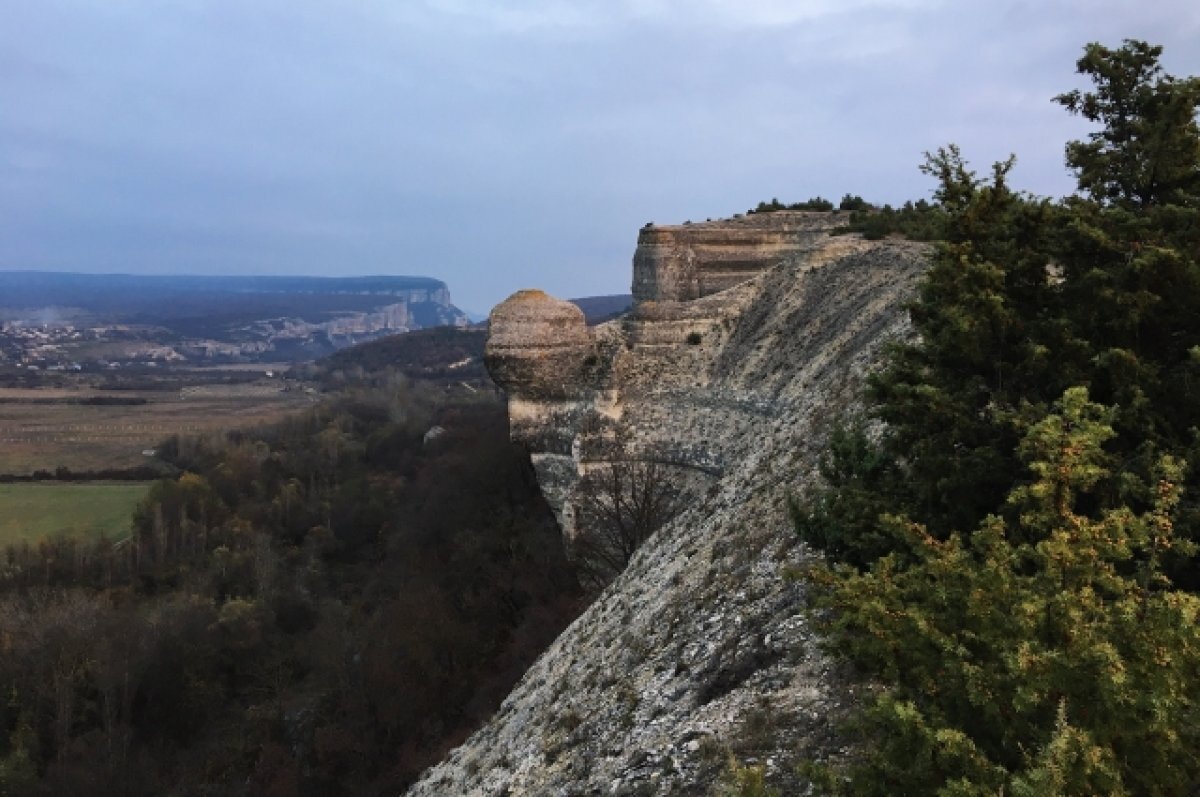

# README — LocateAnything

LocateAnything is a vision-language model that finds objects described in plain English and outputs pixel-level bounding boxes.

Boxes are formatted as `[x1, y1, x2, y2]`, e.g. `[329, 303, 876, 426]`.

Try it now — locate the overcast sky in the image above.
[2, 1, 1198, 314]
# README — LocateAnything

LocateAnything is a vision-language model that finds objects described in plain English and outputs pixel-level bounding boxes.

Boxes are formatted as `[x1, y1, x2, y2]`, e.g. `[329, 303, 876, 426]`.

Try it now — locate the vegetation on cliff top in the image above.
[748, 190, 946, 241]
[795, 39, 1200, 793]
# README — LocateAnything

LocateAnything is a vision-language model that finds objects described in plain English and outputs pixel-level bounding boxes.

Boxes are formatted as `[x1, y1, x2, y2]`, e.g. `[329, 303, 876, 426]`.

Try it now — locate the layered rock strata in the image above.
[486, 290, 599, 522]
[409, 219, 928, 795]
[632, 211, 841, 302]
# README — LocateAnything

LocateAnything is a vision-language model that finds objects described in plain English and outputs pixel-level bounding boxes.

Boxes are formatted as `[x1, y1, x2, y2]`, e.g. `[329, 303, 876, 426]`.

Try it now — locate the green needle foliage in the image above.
[1056, 40, 1200, 209]
[796, 40, 1200, 793]
[810, 390, 1200, 793]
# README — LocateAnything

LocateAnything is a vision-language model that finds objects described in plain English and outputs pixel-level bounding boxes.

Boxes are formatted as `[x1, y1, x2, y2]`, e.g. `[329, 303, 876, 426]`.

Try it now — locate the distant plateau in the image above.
[0, 271, 472, 369]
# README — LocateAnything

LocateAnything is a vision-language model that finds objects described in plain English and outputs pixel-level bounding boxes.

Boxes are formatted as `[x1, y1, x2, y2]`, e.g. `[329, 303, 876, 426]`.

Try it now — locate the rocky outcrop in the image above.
[410, 217, 928, 795]
[632, 211, 841, 302]
[486, 291, 592, 399]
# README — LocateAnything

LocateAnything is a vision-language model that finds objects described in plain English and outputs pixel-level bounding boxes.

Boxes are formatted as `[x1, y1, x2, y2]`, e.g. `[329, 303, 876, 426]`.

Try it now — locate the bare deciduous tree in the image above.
[571, 457, 684, 592]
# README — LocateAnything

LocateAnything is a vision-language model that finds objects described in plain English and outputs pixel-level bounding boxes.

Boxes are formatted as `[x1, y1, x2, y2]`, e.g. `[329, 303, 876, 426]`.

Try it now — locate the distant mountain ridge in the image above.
[0, 271, 470, 364]
[316, 326, 487, 384]
[567, 294, 633, 324]
[0, 271, 452, 311]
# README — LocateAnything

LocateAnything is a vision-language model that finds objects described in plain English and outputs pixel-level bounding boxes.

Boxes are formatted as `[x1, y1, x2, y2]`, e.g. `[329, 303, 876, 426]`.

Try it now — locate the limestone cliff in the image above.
[407, 213, 928, 795]
[633, 211, 842, 302]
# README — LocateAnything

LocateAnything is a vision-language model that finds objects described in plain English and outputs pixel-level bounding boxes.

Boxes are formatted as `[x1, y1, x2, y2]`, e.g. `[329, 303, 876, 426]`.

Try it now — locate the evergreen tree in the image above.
[810, 390, 1200, 794]
[1052, 40, 1200, 573]
[796, 39, 1200, 564]
[797, 40, 1200, 793]
[1056, 40, 1200, 209]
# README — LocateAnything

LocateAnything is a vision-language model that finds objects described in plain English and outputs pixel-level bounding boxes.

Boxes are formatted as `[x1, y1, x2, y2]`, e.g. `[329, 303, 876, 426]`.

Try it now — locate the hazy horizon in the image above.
[3, 1, 1198, 313]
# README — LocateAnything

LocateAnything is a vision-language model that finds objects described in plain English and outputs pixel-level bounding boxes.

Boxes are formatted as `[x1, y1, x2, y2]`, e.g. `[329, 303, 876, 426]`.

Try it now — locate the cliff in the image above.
[408, 212, 929, 795]
[632, 211, 842, 302]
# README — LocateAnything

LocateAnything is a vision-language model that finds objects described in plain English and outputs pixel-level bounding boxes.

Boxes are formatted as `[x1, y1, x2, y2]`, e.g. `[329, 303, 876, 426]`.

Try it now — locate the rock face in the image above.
[486, 290, 593, 399]
[485, 291, 598, 525]
[411, 217, 928, 795]
[632, 211, 841, 302]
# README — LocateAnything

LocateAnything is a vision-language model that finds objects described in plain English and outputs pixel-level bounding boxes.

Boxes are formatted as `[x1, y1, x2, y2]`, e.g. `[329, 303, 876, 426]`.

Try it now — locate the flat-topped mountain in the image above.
[0, 271, 469, 366]
[568, 294, 633, 325]
[0, 272, 454, 313]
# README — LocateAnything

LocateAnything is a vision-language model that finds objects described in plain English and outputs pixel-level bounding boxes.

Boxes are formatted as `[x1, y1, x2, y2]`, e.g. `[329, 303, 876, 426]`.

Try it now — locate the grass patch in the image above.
[0, 482, 149, 545]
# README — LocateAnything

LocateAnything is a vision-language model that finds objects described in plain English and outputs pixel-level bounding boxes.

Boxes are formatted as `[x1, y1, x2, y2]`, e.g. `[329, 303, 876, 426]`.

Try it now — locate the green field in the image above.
[0, 482, 150, 545]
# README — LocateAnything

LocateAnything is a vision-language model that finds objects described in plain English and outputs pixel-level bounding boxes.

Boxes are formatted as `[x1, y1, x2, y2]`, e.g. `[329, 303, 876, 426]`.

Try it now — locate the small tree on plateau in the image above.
[1055, 39, 1200, 208]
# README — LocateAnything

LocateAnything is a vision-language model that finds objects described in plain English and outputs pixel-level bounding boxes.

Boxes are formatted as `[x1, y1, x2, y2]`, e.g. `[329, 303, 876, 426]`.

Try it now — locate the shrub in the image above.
[808, 390, 1200, 793]
[719, 757, 781, 797]
[838, 194, 871, 211]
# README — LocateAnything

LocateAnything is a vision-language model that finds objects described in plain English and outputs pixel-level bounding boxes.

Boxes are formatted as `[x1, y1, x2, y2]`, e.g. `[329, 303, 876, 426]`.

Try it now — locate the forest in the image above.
[794, 40, 1200, 794]
[0, 334, 583, 794]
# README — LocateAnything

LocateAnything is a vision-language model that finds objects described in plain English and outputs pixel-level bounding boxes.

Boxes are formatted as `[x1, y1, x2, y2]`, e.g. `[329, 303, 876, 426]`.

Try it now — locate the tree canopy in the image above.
[1056, 40, 1200, 209]
[795, 39, 1200, 794]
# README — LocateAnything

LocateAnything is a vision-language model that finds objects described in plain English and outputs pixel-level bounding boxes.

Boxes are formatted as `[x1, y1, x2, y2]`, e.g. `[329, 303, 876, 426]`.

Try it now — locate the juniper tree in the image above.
[1056, 40, 1200, 209]
[797, 39, 1200, 793]
[809, 389, 1200, 794]
[796, 40, 1200, 566]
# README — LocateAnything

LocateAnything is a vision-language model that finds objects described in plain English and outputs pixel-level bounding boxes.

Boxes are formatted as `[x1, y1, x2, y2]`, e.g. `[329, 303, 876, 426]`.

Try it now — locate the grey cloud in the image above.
[1, 0, 1198, 311]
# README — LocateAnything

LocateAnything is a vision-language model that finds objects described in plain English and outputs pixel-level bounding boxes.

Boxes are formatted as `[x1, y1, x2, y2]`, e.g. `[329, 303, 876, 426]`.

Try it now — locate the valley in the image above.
[0, 271, 473, 548]
[0, 375, 313, 477]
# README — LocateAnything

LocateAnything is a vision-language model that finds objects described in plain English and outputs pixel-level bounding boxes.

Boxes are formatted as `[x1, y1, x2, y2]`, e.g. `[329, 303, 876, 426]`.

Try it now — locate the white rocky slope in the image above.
[408, 232, 928, 796]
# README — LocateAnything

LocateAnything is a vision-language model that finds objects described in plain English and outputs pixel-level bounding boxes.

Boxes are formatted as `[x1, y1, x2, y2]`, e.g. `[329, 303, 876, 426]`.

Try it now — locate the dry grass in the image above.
[0, 381, 313, 474]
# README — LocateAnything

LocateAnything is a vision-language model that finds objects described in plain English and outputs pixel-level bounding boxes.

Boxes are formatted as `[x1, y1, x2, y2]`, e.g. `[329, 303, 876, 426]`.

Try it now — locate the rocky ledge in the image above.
[633, 211, 842, 302]
[408, 218, 929, 795]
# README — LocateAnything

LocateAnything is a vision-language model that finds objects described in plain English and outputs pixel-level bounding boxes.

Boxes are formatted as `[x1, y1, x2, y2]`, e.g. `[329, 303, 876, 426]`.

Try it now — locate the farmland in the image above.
[0, 328, 491, 547]
[0, 378, 314, 475]
[0, 370, 316, 545]
[0, 482, 150, 544]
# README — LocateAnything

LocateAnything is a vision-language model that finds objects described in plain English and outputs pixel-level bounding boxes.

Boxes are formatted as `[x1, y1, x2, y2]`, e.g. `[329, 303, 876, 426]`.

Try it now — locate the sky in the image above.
[2, 1, 1198, 316]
